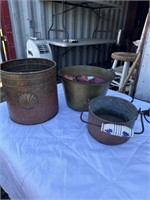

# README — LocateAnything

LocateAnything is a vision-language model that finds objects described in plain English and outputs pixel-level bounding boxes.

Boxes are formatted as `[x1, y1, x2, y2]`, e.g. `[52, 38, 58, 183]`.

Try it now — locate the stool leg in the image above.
[119, 61, 130, 90]
[112, 59, 118, 70]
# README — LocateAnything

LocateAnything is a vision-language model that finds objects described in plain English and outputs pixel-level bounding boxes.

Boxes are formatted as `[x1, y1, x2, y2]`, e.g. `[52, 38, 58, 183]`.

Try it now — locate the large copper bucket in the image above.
[1, 58, 58, 125]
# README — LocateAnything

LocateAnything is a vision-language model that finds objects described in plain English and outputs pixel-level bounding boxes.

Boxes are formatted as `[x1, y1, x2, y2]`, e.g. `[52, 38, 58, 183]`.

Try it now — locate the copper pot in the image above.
[81, 96, 144, 145]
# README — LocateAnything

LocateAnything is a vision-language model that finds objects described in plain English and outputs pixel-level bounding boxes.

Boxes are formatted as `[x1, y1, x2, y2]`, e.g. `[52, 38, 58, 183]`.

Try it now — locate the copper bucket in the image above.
[81, 96, 144, 145]
[1, 58, 58, 125]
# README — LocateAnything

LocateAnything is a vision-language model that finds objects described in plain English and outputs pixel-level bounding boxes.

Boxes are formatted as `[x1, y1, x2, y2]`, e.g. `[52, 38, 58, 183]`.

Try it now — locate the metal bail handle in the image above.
[80, 108, 145, 137]
[134, 108, 145, 134]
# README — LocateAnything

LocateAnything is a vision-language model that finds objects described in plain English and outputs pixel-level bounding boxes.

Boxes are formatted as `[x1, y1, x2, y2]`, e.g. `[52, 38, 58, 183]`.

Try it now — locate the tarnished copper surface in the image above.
[87, 96, 138, 145]
[1, 58, 58, 125]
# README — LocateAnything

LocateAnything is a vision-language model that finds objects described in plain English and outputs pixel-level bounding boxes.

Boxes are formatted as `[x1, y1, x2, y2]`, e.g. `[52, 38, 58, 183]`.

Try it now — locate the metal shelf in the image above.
[47, 38, 116, 47]
[54, 1, 121, 9]
[41, 0, 121, 9]
[47, 1, 120, 40]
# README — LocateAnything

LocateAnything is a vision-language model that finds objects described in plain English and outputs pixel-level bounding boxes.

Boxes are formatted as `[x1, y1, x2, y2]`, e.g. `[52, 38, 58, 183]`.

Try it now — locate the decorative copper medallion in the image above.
[18, 93, 38, 109]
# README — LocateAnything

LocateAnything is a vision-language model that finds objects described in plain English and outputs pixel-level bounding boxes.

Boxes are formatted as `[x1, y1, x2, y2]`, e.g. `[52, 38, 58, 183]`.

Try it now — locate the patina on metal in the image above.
[1, 58, 58, 125]
[59, 65, 115, 111]
[81, 96, 144, 145]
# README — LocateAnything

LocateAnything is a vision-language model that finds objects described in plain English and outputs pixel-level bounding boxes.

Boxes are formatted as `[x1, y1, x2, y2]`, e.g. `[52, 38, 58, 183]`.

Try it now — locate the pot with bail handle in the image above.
[80, 96, 144, 145]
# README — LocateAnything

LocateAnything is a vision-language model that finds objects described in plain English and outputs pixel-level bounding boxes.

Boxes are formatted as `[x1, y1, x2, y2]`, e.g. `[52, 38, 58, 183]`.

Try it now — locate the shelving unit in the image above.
[47, 38, 115, 47]
[47, 1, 121, 40]
[40, 0, 120, 9]
[40, 0, 122, 69]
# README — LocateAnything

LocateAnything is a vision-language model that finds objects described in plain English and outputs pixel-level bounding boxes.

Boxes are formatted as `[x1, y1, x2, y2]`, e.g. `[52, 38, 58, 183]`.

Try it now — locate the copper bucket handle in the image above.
[80, 108, 144, 135]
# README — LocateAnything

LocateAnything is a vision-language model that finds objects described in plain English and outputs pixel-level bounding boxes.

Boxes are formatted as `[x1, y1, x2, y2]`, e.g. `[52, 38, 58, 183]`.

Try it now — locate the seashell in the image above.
[18, 93, 38, 109]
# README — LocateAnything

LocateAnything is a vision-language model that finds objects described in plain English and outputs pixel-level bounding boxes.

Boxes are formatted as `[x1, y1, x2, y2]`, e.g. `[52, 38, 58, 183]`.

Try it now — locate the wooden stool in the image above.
[111, 52, 137, 91]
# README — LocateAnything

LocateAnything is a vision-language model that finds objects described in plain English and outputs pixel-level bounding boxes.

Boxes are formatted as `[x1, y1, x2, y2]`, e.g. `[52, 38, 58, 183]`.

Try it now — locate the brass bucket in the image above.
[59, 65, 115, 111]
[1, 58, 58, 125]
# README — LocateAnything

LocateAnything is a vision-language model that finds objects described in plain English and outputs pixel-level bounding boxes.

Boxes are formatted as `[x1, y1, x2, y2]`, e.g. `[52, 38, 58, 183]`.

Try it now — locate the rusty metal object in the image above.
[1, 58, 58, 125]
[81, 96, 144, 145]
[59, 65, 115, 111]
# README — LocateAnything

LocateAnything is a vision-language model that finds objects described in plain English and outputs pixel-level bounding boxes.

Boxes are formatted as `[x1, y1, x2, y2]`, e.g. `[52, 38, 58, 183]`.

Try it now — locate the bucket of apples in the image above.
[58, 65, 115, 111]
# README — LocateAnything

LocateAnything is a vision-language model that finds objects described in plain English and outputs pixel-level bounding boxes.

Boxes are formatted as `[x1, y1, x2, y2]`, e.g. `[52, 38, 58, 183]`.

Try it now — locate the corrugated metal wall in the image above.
[8, 0, 129, 69]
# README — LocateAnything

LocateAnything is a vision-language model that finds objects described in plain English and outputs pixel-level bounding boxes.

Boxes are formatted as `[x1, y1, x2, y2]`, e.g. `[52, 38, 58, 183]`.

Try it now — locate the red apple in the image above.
[94, 77, 105, 83]
[76, 75, 89, 83]
[63, 74, 74, 81]
[89, 76, 106, 83]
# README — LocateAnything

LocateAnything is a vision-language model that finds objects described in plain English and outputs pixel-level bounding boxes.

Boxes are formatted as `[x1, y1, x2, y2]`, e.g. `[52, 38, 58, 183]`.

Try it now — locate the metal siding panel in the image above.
[76, 7, 84, 39]
[68, 6, 75, 38]
[8, 0, 25, 58]
[8, 0, 129, 65]
[32, 0, 46, 39]
[84, 9, 91, 39]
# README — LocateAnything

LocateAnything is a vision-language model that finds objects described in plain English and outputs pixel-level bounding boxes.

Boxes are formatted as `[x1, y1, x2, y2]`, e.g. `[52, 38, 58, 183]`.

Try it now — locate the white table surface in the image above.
[47, 39, 115, 47]
[0, 83, 150, 200]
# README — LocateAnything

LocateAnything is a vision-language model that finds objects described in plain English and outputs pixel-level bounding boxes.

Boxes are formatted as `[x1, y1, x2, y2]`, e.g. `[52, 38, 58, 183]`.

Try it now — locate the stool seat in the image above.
[111, 52, 137, 62]
[111, 52, 138, 95]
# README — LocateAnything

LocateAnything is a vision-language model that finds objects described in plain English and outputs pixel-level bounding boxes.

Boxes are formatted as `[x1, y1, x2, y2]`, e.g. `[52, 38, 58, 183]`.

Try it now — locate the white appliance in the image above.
[26, 38, 53, 60]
